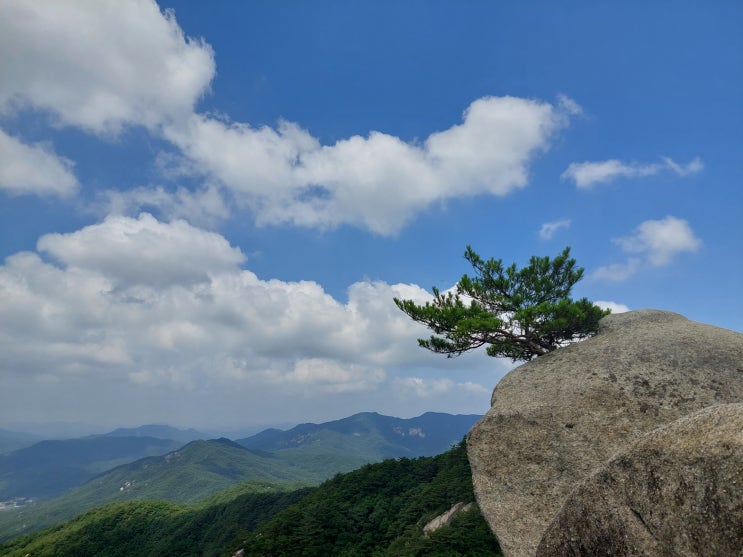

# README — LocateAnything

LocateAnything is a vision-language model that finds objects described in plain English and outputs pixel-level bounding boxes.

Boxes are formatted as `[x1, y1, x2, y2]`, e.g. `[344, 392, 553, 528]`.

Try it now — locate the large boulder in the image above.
[536, 403, 743, 556]
[467, 309, 743, 557]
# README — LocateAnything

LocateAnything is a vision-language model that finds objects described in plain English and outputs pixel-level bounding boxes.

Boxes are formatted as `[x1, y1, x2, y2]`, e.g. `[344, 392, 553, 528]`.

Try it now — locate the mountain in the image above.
[238, 411, 481, 460]
[0, 441, 501, 557]
[100, 424, 207, 444]
[0, 412, 482, 542]
[0, 436, 182, 500]
[0, 483, 310, 557]
[0, 429, 42, 455]
[61, 438, 316, 503]
[0, 439, 313, 541]
[233, 440, 500, 556]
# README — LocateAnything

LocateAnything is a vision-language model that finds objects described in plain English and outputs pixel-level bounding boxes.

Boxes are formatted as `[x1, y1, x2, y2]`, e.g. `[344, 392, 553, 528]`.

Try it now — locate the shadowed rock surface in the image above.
[467, 309, 743, 557]
[536, 403, 743, 557]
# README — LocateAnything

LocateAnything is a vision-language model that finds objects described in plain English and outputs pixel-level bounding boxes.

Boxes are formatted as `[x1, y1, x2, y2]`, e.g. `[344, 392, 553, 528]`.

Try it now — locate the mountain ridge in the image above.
[98, 425, 207, 444]
[0, 436, 183, 500]
[237, 411, 481, 458]
[0, 411, 482, 542]
[0, 441, 501, 556]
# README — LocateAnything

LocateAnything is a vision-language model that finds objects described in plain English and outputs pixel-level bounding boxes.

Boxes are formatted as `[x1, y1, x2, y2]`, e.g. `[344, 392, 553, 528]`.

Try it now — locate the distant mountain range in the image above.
[0, 429, 42, 455]
[100, 425, 207, 444]
[0, 439, 312, 541]
[0, 412, 481, 542]
[237, 411, 481, 459]
[0, 436, 183, 500]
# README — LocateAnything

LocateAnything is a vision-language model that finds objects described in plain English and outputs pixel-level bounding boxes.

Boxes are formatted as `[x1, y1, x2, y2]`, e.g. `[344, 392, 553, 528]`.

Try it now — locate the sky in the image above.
[0, 1, 741, 435]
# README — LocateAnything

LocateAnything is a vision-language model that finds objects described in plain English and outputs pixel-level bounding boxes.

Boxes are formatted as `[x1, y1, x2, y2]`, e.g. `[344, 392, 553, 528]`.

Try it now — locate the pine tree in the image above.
[394, 247, 609, 362]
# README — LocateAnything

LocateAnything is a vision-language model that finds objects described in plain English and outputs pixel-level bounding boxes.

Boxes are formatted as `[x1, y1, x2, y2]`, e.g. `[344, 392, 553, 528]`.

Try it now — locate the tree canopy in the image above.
[394, 246, 610, 362]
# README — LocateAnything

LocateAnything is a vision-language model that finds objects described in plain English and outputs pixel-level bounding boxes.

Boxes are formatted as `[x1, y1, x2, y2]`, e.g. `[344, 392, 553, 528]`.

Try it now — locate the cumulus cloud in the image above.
[592, 216, 701, 281]
[0, 129, 78, 196]
[539, 218, 571, 239]
[613, 216, 702, 266]
[0, 0, 214, 134]
[0, 215, 447, 399]
[0, 1, 577, 233]
[165, 96, 574, 234]
[37, 213, 245, 288]
[562, 156, 703, 189]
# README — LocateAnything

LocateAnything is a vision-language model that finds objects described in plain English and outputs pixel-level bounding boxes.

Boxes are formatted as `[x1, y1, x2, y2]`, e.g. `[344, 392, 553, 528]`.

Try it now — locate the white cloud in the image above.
[594, 300, 630, 313]
[556, 94, 584, 116]
[614, 216, 702, 266]
[592, 216, 701, 281]
[562, 156, 703, 189]
[101, 184, 230, 227]
[166, 96, 575, 234]
[0, 1, 577, 233]
[393, 377, 455, 398]
[276, 359, 386, 394]
[591, 259, 642, 282]
[661, 156, 704, 176]
[539, 218, 571, 239]
[37, 213, 245, 288]
[392, 377, 490, 399]
[0, 215, 445, 398]
[0, 129, 78, 196]
[0, 0, 214, 134]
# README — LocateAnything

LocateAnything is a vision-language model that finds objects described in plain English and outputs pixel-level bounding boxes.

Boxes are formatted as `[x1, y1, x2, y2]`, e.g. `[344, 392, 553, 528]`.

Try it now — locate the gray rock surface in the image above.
[467, 309, 743, 557]
[536, 403, 743, 557]
[423, 502, 474, 536]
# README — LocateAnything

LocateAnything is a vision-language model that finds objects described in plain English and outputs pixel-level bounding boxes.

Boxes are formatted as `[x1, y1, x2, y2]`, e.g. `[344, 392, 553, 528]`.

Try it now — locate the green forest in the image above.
[0, 440, 501, 556]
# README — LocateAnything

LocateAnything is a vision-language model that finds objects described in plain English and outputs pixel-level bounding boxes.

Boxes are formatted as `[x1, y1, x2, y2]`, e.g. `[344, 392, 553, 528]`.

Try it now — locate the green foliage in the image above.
[234, 440, 501, 556]
[0, 436, 181, 500]
[1, 442, 500, 556]
[395, 246, 610, 361]
[384, 505, 502, 556]
[0, 415, 478, 542]
[0, 440, 317, 542]
[0, 484, 309, 557]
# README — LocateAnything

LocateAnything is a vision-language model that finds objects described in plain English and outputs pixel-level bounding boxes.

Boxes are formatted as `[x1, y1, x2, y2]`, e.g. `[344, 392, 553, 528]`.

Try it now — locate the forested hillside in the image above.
[0, 412, 480, 542]
[0, 439, 312, 542]
[233, 439, 500, 556]
[1, 441, 501, 556]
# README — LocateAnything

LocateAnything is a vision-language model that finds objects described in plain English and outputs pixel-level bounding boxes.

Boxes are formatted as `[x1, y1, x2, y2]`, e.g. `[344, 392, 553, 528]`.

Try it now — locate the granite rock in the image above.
[536, 403, 743, 556]
[467, 310, 743, 557]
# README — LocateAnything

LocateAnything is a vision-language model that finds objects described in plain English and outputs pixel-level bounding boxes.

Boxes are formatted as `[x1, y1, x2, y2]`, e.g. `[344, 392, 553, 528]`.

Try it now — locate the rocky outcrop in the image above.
[537, 403, 743, 557]
[467, 310, 743, 557]
[423, 502, 474, 536]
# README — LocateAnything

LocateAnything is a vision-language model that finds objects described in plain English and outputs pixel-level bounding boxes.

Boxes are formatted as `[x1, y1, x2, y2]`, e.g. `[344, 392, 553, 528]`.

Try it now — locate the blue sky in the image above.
[0, 1, 741, 434]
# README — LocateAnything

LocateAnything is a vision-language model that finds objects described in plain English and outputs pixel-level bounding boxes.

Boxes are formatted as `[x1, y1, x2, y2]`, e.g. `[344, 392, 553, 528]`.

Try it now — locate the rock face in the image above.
[537, 403, 743, 557]
[467, 310, 743, 557]
[423, 502, 474, 536]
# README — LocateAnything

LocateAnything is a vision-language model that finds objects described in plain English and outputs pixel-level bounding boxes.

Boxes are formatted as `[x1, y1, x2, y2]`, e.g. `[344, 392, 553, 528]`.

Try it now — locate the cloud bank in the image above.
[0, 215, 498, 424]
[0, 214, 507, 427]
